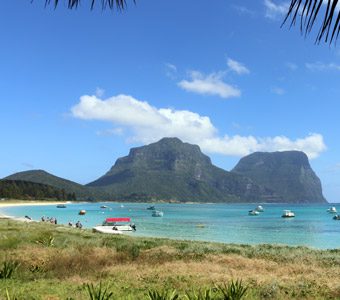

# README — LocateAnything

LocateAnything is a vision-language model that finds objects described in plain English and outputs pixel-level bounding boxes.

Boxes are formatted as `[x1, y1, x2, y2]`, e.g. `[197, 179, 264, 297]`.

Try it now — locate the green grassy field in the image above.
[0, 219, 340, 299]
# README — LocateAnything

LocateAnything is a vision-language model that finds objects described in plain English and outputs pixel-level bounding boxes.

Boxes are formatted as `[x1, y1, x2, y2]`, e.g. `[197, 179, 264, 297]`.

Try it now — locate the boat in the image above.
[93, 217, 136, 234]
[78, 210, 86, 215]
[152, 210, 164, 217]
[100, 205, 109, 209]
[248, 210, 259, 216]
[147, 206, 156, 210]
[56, 204, 66, 208]
[281, 210, 295, 218]
[327, 207, 337, 213]
[333, 215, 340, 220]
[255, 205, 264, 212]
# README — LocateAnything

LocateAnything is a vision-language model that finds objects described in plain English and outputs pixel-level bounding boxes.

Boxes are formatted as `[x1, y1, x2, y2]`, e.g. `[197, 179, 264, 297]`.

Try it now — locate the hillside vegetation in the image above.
[0, 180, 76, 201]
[3, 138, 327, 203]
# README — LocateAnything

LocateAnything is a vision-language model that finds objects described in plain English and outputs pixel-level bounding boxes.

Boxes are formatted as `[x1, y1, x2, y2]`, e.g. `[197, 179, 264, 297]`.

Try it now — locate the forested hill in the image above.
[0, 180, 76, 201]
[231, 151, 327, 203]
[3, 138, 327, 203]
[4, 170, 92, 200]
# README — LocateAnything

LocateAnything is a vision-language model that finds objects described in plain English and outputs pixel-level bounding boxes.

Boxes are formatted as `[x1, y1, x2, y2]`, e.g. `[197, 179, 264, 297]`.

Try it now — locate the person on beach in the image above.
[75, 221, 82, 229]
[41, 216, 45, 222]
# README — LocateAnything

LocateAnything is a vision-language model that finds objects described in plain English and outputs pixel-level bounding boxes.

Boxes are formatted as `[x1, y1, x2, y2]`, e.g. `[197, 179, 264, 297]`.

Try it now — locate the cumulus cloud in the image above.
[306, 62, 340, 72]
[227, 58, 250, 75]
[264, 0, 289, 20]
[71, 94, 326, 159]
[178, 71, 241, 99]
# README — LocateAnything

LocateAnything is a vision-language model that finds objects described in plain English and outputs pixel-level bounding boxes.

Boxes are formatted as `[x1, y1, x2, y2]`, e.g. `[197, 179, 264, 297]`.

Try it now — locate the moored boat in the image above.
[56, 204, 66, 208]
[248, 210, 259, 216]
[327, 207, 337, 213]
[78, 209, 86, 215]
[93, 217, 136, 234]
[147, 205, 156, 210]
[152, 210, 164, 217]
[100, 205, 109, 209]
[333, 215, 340, 220]
[255, 205, 264, 212]
[282, 210, 295, 218]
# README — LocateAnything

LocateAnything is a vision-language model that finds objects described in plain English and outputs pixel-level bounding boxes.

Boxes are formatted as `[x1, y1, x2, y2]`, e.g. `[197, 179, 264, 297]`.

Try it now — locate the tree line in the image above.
[0, 180, 77, 201]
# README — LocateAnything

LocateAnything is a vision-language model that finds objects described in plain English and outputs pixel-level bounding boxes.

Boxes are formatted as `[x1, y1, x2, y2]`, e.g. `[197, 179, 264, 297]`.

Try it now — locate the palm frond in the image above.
[34, 0, 135, 10]
[283, 0, 340, 45]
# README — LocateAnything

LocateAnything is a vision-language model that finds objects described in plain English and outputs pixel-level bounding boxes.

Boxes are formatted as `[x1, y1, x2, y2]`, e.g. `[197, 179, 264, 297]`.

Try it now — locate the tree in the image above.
[38, 0, 134, 10]
[283, 0, 340, 45]
[39, 1, 339, 45]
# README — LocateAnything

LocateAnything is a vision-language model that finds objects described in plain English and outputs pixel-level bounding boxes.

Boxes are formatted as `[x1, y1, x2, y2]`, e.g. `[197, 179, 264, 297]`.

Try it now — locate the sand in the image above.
[0, 200, 68, 220]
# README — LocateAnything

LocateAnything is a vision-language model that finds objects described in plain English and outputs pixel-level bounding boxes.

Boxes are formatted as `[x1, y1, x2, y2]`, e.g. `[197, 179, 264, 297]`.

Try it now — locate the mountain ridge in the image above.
[2, 138, 327, 203]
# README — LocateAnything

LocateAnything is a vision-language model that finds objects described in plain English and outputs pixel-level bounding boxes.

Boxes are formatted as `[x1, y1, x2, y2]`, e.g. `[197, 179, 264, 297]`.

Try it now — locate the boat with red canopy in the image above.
[93, 217, 136, 234]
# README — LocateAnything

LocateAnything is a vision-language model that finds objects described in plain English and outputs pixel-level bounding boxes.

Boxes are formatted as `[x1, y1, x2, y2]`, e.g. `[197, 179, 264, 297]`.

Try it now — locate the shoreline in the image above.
[0, 200, 69, 220]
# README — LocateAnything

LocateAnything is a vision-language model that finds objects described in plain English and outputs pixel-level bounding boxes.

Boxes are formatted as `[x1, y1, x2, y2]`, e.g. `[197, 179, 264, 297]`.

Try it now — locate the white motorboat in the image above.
[152, 210, 164, 217]
[255, 205, 264, 212]
[327, 207, 337, 213]
[93, 217, 136, 234]
[282, 210, 295, 218]
[248, 210, 259, 216]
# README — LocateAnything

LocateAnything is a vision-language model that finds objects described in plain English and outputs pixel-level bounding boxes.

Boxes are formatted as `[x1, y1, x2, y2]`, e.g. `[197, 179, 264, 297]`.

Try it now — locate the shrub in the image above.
[184, 288, 215, 300]
[0, 260, 19, 279]
[84, 282, 114, 300]
[216, 279, 248, 300]
[147, 288, 179, 300]
[35, 234, 55, 247]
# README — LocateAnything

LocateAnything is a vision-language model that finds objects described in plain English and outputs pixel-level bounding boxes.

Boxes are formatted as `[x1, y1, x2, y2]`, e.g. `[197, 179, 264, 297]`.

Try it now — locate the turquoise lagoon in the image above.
[1, 203, 340, 249]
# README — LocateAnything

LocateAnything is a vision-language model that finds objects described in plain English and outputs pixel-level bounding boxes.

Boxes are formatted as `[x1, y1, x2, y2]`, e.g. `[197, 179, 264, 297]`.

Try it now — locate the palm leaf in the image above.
[283, 0, 340, 45]
[34, 0, 135, 10]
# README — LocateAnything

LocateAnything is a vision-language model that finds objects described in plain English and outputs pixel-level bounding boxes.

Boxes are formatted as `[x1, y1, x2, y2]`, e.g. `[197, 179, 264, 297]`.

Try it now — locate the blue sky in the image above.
[1, 1, 340, 202]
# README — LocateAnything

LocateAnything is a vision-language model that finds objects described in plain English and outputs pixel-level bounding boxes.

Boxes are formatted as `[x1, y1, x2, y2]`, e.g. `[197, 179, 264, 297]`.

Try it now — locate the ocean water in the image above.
[1, 202, 340, 249]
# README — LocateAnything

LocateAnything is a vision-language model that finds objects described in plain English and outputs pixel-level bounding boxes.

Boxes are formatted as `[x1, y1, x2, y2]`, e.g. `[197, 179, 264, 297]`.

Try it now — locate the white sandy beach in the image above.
[0, 201, 68, 220]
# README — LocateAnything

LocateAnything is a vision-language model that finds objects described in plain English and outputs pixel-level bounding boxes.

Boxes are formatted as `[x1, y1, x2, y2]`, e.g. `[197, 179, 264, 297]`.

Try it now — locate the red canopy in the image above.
[105, 217, 130, 222]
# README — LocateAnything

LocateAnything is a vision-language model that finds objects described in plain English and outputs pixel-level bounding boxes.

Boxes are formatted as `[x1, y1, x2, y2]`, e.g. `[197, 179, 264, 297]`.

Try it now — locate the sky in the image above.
[0, 1, 340, 202]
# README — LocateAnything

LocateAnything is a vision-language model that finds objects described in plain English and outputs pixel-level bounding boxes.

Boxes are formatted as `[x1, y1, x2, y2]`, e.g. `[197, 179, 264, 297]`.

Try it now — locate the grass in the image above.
[0, 219, 339, 299]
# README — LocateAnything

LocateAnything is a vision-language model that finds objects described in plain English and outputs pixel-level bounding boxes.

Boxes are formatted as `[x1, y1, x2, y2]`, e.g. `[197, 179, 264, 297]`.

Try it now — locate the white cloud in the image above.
[227, 58, 250, 75]
[306, 62, 340, 72]
[71, 94, 326, 159]
[165, 63, 177, 79]
[264, 0, 289, 20]
[178, 71, 241, 99]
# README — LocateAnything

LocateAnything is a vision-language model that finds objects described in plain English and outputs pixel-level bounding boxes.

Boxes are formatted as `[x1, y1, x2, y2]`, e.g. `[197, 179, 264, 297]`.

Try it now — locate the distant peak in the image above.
[157, 137, 183, 144]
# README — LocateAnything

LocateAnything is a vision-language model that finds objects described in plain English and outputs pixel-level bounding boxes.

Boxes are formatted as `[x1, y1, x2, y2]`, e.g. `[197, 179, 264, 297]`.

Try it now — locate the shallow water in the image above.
[2, 202, 340, 249]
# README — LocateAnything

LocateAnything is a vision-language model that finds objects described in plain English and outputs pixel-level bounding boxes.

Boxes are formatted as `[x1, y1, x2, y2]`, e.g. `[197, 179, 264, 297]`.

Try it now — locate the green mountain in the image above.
[4, 170, 92, 200]
[231, 151, 327, 203]
[87, 137, 274, 202]
[3, 139, 327, 203]
[0, 179, 76, 201]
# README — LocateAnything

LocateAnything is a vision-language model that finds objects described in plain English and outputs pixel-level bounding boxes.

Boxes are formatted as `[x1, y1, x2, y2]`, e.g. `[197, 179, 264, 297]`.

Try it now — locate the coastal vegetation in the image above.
[0, 219, 339, 299]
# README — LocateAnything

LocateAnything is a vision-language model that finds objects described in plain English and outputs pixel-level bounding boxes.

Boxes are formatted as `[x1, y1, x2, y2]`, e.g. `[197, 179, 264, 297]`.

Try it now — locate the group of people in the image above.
[40, 216, 83, 228]
[68, 220, 83, 229]
[41, 216, 57, 224]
